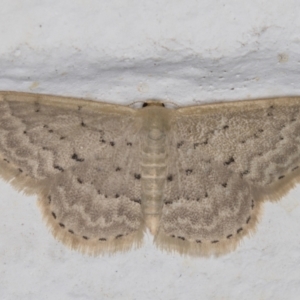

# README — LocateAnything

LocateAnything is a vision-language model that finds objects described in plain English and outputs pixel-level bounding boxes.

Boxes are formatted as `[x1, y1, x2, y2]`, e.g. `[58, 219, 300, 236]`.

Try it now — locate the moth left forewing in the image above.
[0, 92, 145, 254]
[0, 92, 136, 184]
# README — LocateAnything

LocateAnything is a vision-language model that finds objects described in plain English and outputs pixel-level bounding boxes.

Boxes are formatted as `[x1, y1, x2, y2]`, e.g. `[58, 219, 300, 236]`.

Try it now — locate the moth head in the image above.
[142, 101, 165, 108]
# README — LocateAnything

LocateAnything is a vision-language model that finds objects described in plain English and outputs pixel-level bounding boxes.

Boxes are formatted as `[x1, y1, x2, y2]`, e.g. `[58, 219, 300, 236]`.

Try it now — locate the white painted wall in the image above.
[1, 1, 300, 299]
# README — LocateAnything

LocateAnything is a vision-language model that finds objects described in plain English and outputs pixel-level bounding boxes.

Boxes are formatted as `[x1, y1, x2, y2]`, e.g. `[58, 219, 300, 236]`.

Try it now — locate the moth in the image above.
[0, 91, 299, 256]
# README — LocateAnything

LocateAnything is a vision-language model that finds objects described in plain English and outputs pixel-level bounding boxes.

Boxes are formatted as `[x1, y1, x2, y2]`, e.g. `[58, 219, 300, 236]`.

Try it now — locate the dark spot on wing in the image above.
[224, 156, 235, 165]
[241, 170, 249, 177]
[71, 153, 84, 162]
[185, 169, 193, 175]
[164, 201, 173, 205]
[167, 175, 173, 181]
[132, 199, 141, 204]
[177, 141, 184, 148]
[54, 165, 64, 172]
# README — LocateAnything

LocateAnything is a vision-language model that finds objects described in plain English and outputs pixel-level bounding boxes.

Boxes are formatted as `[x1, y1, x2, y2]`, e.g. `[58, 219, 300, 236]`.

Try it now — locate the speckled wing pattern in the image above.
[156, 99, 300, 255]
[1, 92, 300, 256]
[0, 92, 144, 254]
